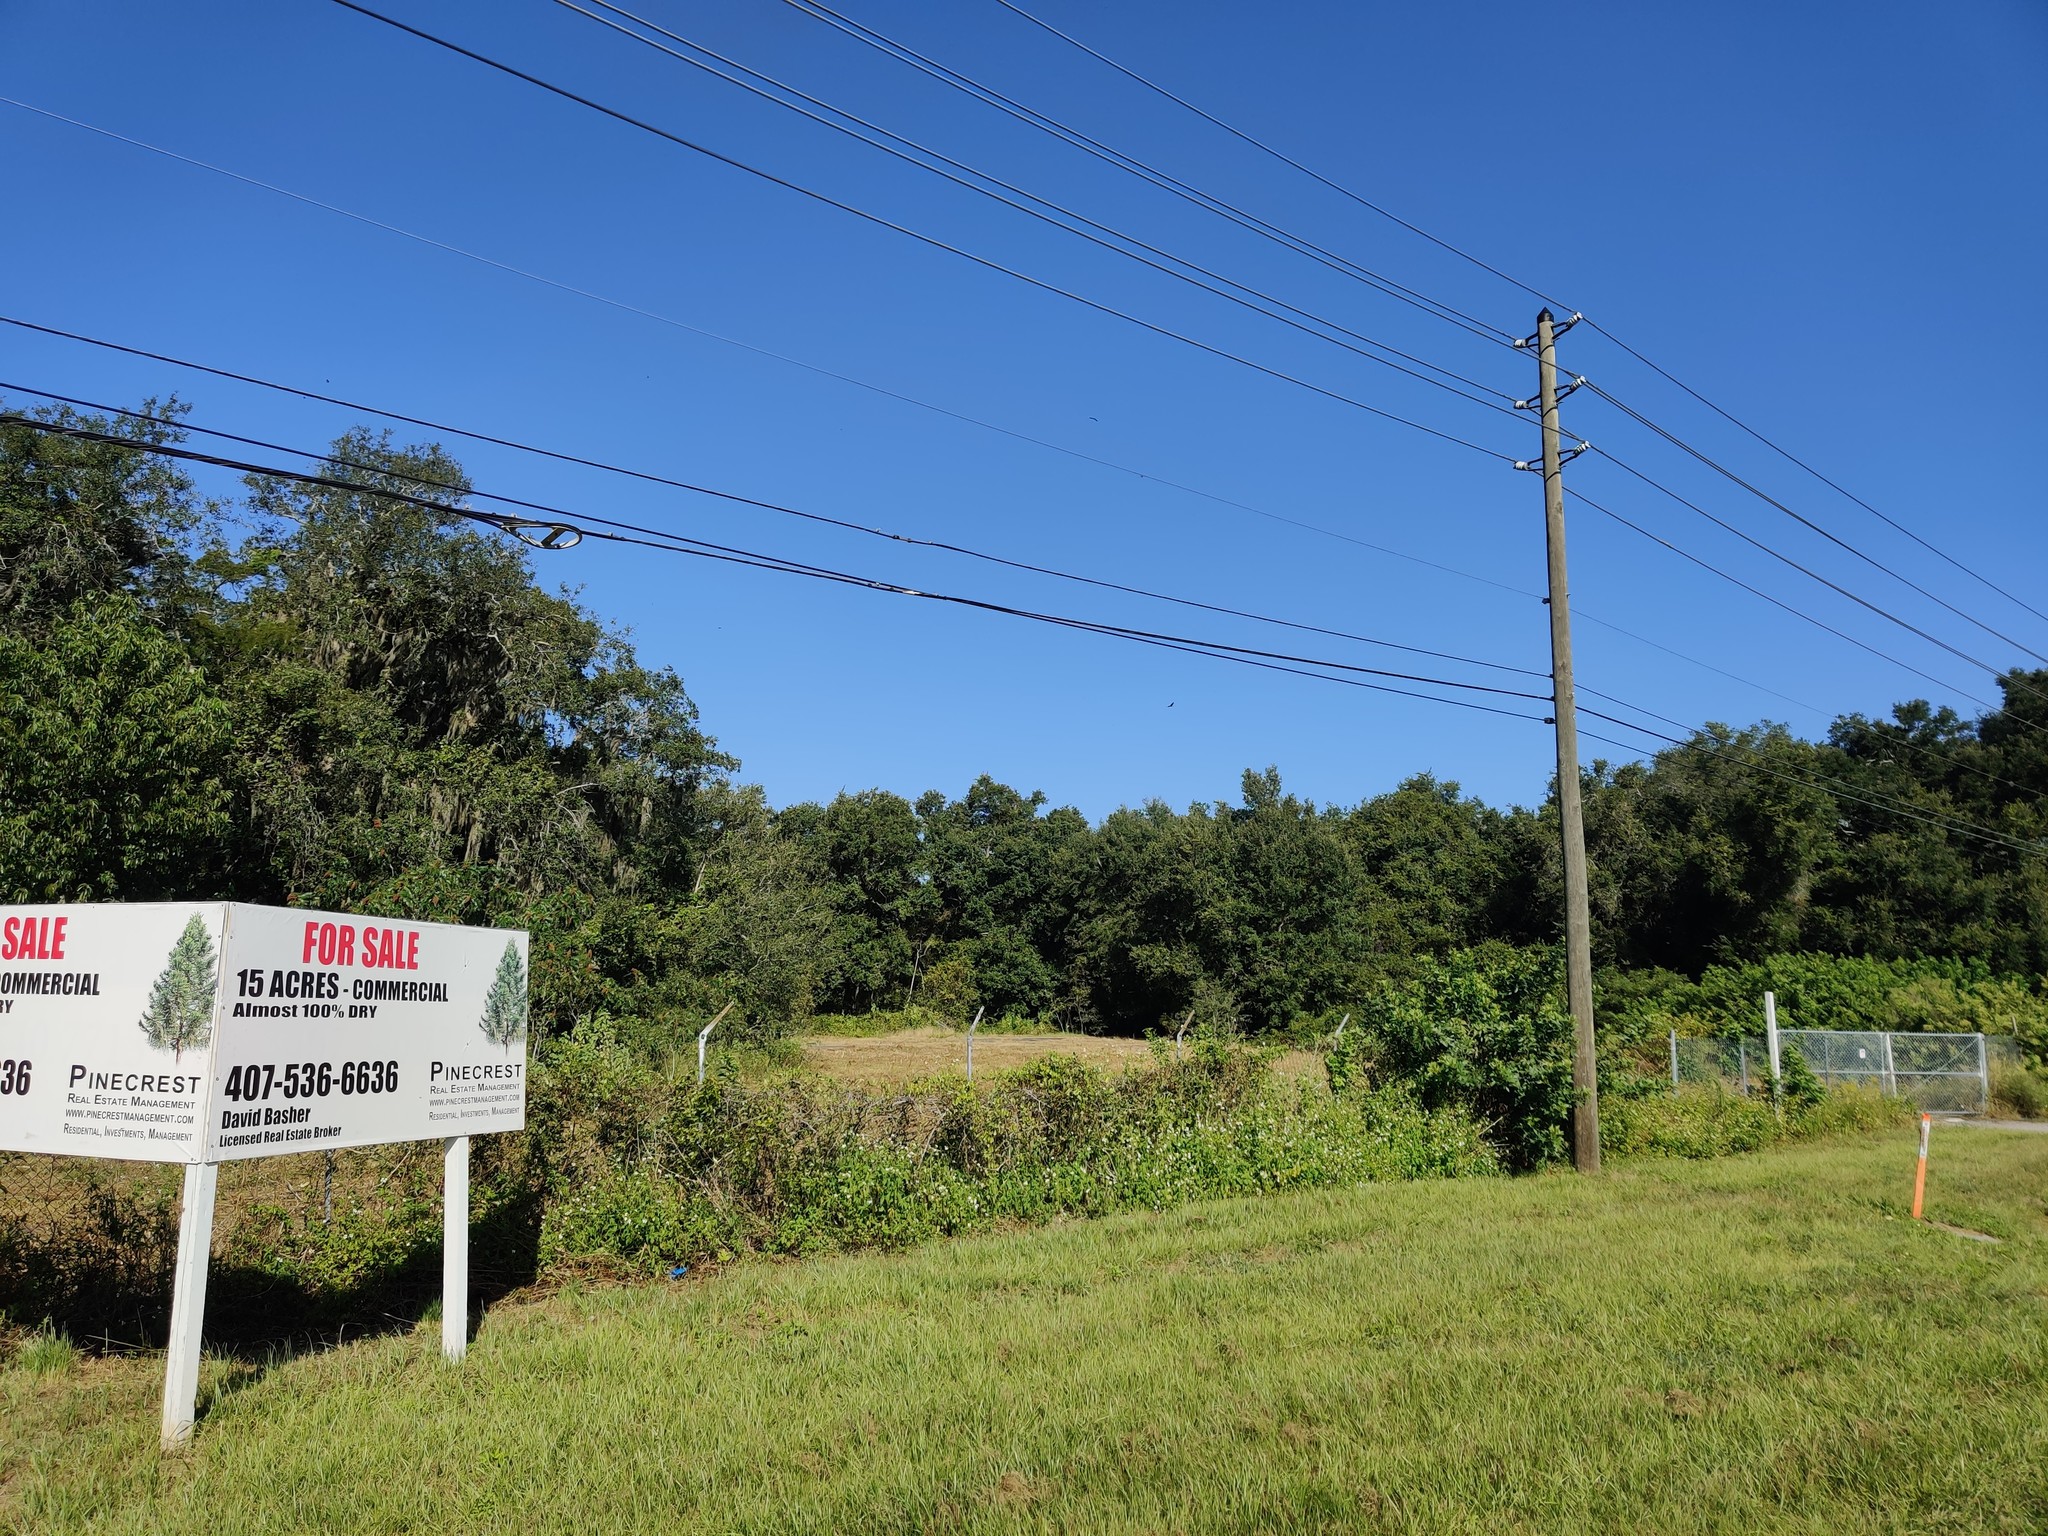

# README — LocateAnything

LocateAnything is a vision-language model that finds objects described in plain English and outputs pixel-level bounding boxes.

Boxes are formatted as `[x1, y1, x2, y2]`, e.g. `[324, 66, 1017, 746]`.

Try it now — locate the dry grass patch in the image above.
[798, 1027, 1323, 1086]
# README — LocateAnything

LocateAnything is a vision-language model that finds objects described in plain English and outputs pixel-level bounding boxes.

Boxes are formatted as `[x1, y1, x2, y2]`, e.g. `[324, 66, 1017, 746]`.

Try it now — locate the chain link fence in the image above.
[1670, 1029, 1997, 1115]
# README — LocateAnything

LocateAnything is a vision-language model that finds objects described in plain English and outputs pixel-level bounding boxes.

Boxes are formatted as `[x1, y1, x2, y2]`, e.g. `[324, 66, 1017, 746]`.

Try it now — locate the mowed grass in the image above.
[798, 1027, 1325, 1086]
[5, 1128, 2045, 1534]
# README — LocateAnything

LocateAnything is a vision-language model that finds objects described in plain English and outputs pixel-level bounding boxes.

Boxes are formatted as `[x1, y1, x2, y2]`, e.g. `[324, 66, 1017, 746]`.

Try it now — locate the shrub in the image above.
[1605, 1081, 1910, 1161]
[1776, 1043, 1827, 1112]
[1359, 948, 1572, 1169]
[1598, 954, 2048, 1048]
[1325, 1021, 1368, 1096]
[1790, 1085, 1911, 1137]
[1989, 1063, 2048, 1120]
[524, 1032, 1495, 1272]
[1605, 1083, 1779, 1160]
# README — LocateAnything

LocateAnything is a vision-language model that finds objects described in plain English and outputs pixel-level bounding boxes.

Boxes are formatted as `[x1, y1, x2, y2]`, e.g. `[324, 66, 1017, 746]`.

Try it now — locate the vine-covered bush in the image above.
[522, 1023, 1496, 1272]
[1352, 948, 1574, 1169]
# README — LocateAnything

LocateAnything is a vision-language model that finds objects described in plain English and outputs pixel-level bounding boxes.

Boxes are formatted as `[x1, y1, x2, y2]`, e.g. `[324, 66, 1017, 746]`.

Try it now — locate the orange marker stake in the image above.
[1911, 1111, 1931, 1221]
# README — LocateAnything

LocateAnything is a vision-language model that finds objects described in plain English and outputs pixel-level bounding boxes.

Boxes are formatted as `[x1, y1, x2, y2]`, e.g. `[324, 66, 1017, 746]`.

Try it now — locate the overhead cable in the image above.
[1583, 318, 2048, 630]
[14, 416, 2033, 849]
[32, 413, 2025, 851]
[555, 0, 1519, 409]
[17, 315, 2029, 786]
[7, 113, 1972, 718]
[1585, 379, 2048, 665]
[986, 1, 2038, 652]
[985, 0, 1568, 312]
[1591, 449, 2048, 709]
[0, 374, 1542, 680]
[1577, 711, 2046, 856]
[1575, 681, 2039, 801]
[3, 412, 1556, 721]
[1569, 487, 1997, 712]
[772, 0, 1512, 345]
[19, 397, 2038, 839]
[323, 0, 1514, 461]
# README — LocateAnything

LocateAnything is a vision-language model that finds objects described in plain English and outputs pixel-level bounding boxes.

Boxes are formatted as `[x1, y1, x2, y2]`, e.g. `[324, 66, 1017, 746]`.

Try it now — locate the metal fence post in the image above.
[1976, 1032, 1988, 1115]
[965, 1006, 984, 1083]
[696, 1000, 734, 1088]
[1739, 1038, 1750, 1096]
[1880, 1031, 1898, 1097]
[1669, 1029, 1679, 1089]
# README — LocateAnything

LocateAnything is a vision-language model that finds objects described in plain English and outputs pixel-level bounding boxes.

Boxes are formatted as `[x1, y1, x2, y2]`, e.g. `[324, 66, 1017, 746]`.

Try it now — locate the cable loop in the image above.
[499, 520, 583, 550]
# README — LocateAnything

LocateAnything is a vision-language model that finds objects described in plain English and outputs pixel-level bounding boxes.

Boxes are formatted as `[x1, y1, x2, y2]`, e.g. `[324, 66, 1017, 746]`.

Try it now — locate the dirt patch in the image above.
[798, 1030, 1327, 1088]
[990, 1472, 1039, 1508]
[1925, 1220, 2001, 1243]
[801, 1029, 1148, 1086]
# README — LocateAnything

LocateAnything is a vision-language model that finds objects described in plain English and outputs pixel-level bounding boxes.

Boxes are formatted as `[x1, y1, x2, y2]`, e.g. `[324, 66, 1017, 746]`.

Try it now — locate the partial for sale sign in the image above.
[0, 902, 528, 1163]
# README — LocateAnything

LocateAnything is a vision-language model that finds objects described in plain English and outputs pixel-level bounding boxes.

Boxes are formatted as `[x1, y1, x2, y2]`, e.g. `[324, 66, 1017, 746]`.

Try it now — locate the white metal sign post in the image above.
[1763, 991, 1783, 1114]
[0, 902, 529, 1447]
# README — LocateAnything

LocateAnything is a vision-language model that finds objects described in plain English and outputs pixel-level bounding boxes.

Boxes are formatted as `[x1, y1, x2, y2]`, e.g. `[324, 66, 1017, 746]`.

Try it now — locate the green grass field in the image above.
[5, 1126, 2044, 1534]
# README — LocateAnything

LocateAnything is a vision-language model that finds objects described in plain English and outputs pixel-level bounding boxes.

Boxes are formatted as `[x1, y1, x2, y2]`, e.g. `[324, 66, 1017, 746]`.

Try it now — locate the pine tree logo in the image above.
[479, 941, 527, 1053]
[139, 914, 218, 1061]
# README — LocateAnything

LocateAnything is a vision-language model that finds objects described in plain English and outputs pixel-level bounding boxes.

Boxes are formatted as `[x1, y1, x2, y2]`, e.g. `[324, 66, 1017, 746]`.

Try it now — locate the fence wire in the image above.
[1671, 1028, 1994, 1115]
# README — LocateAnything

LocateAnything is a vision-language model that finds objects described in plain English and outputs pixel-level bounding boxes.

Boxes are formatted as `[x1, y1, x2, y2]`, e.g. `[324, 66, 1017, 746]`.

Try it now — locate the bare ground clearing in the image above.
[798, 1027, 1323, 1086]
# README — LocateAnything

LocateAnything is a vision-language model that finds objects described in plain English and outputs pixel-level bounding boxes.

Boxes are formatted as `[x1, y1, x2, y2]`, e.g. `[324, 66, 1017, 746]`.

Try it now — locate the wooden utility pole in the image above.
[1530, 308, 1600, 1171]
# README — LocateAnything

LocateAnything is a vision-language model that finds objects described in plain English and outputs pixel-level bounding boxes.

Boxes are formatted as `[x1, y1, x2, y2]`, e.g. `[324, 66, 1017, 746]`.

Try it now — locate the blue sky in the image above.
[4, 0, 2044, 818]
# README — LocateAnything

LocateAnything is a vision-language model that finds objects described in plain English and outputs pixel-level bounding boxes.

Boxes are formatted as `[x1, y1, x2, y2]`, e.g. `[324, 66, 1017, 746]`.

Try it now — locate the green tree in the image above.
[0, 400, 213, 635]
[0, 596, 231, 902]
[139, 914, 218, 1060]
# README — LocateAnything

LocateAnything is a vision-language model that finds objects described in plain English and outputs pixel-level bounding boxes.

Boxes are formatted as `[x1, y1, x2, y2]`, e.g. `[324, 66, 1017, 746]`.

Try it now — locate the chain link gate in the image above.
[1670, 1028, 1992, 1114]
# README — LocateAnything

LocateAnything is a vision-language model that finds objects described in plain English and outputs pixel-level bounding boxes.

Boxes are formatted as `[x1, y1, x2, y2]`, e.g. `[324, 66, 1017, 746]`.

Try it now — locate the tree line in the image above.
[5, 400, 2045, 1041]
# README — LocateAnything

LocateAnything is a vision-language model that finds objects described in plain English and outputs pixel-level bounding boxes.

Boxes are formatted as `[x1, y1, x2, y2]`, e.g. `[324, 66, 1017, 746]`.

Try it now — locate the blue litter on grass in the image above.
[669, 1265, 689, 1279]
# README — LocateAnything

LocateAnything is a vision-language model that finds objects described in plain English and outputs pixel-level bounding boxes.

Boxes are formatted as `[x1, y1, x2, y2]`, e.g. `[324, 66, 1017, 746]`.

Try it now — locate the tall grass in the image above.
[5, 1129, 2043, 1534]
[1603, 1080, 1913, 1159]
[524, 1022, 1495, 1271]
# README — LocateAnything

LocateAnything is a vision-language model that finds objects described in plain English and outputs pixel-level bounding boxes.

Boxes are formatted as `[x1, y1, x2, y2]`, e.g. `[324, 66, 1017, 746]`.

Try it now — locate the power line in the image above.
[11, 110, 1983, 732]
[1591, 448, 2048, 710]
[986, 0, 1568, 312]
[24, 383, 2039, 830]
[17, 414, 2034, 849]
[773, 0, 1513, 345]
[985, 1, 2043, 660]
[4, 412, 1558, 722]
[1577, 709, 2045, 857]
[1569, 486, 1998, 711]
[21, 311, 2027, 793]
[1576, 679, 2038, 802]
[555, 0, 1521, 411]
[323, 0, 1515, 462]
[1582, 317, 2048, 630]
[0, 119, 1527, 604]
[1584, 379, 2048, 665]
[0, 374, 1543, 681]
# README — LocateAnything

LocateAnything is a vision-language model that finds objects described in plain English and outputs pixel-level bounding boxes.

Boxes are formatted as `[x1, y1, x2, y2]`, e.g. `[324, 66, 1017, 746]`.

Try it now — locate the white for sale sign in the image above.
[0, 902, 528, 1162]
